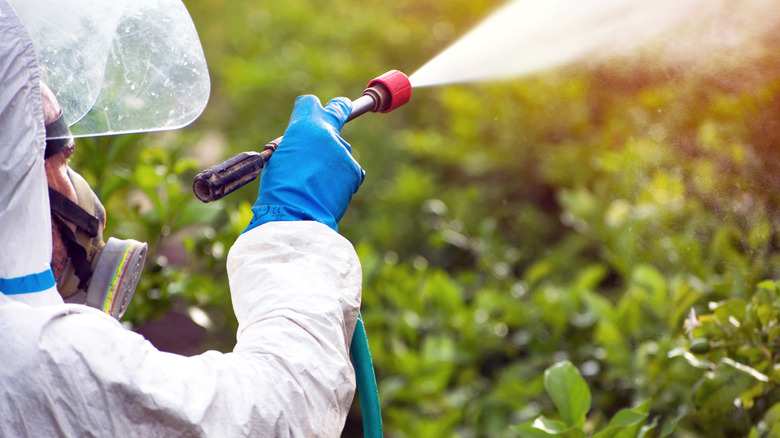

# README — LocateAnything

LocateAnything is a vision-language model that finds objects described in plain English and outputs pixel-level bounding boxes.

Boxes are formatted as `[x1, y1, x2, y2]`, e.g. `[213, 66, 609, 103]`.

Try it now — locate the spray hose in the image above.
[192, 71, 413, 437]
[351, 313, 383, 438]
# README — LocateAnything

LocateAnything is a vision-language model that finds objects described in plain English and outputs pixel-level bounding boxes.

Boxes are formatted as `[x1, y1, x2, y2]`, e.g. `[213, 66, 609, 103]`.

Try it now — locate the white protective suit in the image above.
[0, 2, 361, 436]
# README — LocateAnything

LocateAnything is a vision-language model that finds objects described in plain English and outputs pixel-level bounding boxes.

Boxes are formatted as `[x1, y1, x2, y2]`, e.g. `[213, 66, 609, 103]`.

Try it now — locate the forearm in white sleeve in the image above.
[0, 221, 362, 437]
[226, 221, 362, 434]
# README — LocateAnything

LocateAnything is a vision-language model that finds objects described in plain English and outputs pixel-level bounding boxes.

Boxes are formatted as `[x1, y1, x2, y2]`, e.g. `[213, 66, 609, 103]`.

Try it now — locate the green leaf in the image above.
[515, 416, 587, 438]
[581, 289, 616, 322]
[631, 264, 666, 296]
[98, 171, 131, 200]
[593, 400, 649, 438]
[544, 361, 591, 428]
[748, 219, 771, 249]
[670, 280, 703, 331]
[756, 304, 778, 328]
[694, 358, 757, 414]
[769, 326, 780, 345]
[133, 162, 164, 190]
[637, 416, 658, 438]
[761, 402, 780, 438]
[173, 156, 199, 175]
[573, 264, 607, 293]
[722, 357, 769, 383]
[659, 412, 684, 438]
[757, 280, 777, 294]
[533, 416, 570, 434]
[712, 299, 747, 327]
[524, 260, 554, 288]
[173, 200, 225, 229]
[515, 424, 558, 438]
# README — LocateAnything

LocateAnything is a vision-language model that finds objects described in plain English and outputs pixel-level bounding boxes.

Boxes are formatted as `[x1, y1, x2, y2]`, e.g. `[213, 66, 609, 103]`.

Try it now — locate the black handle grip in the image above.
[192, 138, 280, 203]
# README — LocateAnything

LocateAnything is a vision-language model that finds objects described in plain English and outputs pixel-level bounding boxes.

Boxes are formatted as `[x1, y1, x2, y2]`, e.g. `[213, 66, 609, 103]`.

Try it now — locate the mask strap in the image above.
[48, 188, 99, 238]
[52, 214, 93, 290]
[44, 113, 75, 159]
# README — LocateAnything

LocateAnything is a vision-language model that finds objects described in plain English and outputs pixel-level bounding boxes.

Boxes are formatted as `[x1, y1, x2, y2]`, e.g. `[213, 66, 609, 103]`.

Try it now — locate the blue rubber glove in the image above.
[244, 95, 365, 233]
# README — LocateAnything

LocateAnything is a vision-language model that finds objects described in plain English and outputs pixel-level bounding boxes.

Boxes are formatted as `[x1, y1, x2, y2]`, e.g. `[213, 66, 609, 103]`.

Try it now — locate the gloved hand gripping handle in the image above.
[192, 70, 411, 203]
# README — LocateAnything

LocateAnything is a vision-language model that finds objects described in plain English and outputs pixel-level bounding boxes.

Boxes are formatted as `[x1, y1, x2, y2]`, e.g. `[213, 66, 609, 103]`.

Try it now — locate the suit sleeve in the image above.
[0, 221, 361, 437]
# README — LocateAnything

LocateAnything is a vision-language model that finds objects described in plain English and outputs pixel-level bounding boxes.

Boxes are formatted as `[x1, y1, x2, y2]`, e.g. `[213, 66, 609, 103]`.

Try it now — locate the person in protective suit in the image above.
[0, 2, 364, 436]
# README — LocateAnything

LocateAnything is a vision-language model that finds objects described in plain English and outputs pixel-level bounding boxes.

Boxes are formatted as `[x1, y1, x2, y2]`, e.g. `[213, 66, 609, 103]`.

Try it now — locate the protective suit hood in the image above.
[0, 0, 55, 298]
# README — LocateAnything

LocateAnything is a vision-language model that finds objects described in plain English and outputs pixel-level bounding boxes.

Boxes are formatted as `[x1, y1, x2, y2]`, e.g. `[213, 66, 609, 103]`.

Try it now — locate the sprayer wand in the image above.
[192, 70, 412, 203]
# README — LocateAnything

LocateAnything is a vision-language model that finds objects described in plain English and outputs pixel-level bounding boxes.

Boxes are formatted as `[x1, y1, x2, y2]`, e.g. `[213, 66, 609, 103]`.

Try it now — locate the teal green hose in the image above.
[350, 312, 383, 438]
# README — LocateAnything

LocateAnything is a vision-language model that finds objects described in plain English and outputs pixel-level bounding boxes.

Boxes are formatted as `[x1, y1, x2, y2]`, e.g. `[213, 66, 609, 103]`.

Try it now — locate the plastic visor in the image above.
[7, 0, 210, 139]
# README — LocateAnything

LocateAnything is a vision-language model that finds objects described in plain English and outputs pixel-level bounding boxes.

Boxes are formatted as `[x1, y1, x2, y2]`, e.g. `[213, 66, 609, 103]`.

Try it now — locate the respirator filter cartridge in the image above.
[85, 237, 148, 319]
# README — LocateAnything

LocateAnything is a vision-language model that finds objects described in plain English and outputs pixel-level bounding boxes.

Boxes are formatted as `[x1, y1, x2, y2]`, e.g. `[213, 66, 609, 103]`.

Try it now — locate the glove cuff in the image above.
[244, 205, 336, 234]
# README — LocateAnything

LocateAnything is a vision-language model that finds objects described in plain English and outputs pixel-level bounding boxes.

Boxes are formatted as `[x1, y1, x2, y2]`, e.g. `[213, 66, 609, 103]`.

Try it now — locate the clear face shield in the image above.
[7, 0, 210, 318]
[9, 0, 211, 139]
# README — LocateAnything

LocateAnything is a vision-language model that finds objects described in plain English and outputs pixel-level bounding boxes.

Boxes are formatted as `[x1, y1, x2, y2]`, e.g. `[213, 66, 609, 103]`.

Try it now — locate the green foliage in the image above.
[516, 361, 657, 438]
[66, 0, 780, 436]
[673, 280, 780, 435]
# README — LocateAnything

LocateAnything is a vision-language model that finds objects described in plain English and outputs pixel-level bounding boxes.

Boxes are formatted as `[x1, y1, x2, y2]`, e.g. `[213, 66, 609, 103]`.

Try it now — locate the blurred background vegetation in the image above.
[71, 0, 780, 436]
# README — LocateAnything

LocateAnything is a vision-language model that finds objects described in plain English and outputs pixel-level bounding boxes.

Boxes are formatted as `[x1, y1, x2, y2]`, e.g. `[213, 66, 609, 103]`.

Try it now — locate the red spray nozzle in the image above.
[367, 70, 412, 113]
[346, 70, 412, 122]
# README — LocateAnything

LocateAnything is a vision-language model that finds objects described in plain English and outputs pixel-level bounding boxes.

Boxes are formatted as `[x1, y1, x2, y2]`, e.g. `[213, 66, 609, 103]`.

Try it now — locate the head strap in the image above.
[48, 188, 99, 238]
[52, 214, 94, 291]
[44, 113, 74, 159]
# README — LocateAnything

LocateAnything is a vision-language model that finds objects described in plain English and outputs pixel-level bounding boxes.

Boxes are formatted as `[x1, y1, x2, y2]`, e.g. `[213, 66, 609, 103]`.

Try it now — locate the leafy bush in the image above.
[68, 0, 780, 436]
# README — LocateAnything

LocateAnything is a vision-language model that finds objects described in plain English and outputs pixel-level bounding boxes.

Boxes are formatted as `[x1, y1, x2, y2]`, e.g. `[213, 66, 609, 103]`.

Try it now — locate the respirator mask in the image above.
[46, 115, 147, 319]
